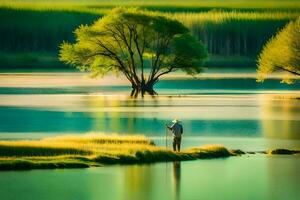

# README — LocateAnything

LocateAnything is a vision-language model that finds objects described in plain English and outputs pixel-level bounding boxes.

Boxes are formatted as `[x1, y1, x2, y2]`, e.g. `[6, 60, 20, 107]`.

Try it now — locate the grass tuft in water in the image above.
[269, 149, 300, 155]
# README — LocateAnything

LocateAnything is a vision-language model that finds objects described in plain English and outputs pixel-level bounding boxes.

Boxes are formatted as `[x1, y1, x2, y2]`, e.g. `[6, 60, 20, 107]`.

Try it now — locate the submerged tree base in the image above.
[130, 83, 157, 98]
[0, 134, 299, 171]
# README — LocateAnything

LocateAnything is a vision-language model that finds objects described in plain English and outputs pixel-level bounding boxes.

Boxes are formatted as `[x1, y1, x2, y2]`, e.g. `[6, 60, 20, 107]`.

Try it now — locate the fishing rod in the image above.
[165, 123, 168, 150]
[165, 122, 169, 185]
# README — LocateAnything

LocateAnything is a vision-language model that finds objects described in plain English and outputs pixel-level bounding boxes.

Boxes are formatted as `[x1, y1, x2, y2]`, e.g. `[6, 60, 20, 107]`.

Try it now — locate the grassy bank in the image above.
[0, 1, 299, 69]
[0, 134, 299, 171]
[0, 134, 235, 170]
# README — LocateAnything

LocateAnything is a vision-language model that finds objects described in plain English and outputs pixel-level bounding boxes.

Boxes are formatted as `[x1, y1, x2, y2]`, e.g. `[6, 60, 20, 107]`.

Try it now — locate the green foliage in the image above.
[171, 34, 207, 74]
[0, 1, 299, 69]
[257, 17, 300, 83]
[171, 12, 298, 56]
[0, 8, 99, 52]
[0, 53, 64, 70]
[59, 8, 207, 95]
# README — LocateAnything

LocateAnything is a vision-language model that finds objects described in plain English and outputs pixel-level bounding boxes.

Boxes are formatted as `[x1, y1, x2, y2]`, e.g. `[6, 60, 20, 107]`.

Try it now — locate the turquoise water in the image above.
[0, 76, 299, 140]
[0, 156, 299, 200]
[0, 73, 299, 200]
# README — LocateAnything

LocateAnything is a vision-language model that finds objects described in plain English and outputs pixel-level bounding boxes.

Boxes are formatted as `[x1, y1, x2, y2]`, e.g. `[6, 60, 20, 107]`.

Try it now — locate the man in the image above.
[167, 119, 183, 152]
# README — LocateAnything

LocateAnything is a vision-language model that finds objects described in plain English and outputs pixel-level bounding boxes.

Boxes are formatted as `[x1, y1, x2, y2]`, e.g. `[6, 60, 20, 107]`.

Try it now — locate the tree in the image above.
[257, 17, 300, 83]
[59, 8, 207, 97]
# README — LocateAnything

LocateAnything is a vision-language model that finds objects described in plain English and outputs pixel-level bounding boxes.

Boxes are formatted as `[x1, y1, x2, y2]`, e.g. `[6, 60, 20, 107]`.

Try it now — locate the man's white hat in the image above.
[172, 118, 179, 123]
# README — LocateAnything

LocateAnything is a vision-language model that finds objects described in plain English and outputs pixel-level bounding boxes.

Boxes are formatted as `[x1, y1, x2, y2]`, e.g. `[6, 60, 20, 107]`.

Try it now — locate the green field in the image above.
[0, 0, 299, 69]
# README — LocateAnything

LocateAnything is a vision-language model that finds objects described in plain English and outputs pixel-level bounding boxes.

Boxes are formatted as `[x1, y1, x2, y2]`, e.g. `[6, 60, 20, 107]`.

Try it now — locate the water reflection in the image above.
[267, 156, 300, 200]
[0, 106, 261, 136]
[122, 162, 182, 200]
[261, 95, 300, 140]
[0, 155, 300, 200]
[0, 94, 300, 140]
[2, 156, 299, 200]
[124, 165, 154, 200]
[173, 162, 181, 200]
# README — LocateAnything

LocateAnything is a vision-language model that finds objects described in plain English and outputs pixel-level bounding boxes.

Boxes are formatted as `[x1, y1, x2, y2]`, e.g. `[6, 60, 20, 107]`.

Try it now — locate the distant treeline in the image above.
[0, 7, 298, 69]
[171, 12, 297, 56]
[0, 9, 99, 52]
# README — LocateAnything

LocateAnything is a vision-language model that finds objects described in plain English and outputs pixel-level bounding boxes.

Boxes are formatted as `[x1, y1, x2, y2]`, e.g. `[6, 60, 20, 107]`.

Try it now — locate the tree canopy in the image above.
[59, 8, 207, 96]
[257, 17, 300, 83]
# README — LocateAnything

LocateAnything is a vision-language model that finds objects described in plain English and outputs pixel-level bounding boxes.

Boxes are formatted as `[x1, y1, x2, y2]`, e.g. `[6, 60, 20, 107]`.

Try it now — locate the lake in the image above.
[0, 72, 299, 200]
[0, 156, 300, 200]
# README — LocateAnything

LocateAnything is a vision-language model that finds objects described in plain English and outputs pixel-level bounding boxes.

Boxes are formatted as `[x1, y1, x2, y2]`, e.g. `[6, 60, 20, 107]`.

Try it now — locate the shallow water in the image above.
[0, 73, 299, 200]
[0, 155, 299, 200]
[0, 76, 299, 144]
[0, 74, 299, 147]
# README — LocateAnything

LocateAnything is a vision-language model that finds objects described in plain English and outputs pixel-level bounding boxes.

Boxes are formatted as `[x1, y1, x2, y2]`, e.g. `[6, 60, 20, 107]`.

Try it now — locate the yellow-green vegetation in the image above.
[59, 8, 208, 96]
[0, 0, 299, 69]
[0, 134, 299, 170]
[0, 134, 234, 170]
[257, 16, 300, 83]
[1, 1, 300, 12]
[169, 11, 298, 57]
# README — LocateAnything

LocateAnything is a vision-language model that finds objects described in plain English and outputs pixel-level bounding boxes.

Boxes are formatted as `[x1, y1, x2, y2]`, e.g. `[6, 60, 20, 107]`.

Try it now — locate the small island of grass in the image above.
[0, 134, 299, 171]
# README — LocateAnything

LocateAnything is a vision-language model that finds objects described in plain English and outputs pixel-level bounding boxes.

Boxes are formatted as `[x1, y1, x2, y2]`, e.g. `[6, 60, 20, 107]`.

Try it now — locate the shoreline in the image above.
[0, 134, 299, 171]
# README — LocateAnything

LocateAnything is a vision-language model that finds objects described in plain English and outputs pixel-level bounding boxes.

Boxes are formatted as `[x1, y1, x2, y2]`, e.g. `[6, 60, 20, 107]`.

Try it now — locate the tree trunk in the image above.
[130, 81, 157, 98]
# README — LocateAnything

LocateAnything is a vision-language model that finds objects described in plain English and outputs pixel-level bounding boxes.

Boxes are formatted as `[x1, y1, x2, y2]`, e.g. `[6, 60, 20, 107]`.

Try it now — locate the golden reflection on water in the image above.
[89, 96, 106, 131]
[122, 163, 181, 200]
[86, 94, 300, 139]
[1, 92, 299, 140]
[267, 156, 300, 200]
[260, 95, 300, 140]
[124, 165, 155, 200]
[85, 94, 300, 139]
[88, 95, 141, 133]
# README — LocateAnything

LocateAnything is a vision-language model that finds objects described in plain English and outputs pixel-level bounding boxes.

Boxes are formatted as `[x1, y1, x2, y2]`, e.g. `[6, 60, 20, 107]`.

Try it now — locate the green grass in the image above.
[0, 134, 235, 170]
[0, 134, 298, 170]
